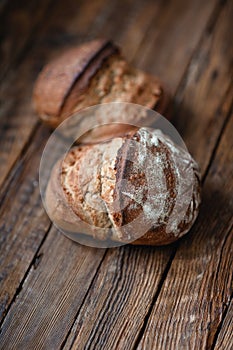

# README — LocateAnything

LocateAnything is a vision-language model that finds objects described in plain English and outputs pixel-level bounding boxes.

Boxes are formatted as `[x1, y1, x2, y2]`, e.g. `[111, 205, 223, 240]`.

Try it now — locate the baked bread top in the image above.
[33, 39, 170, 129]
[45, 127, 201, 245]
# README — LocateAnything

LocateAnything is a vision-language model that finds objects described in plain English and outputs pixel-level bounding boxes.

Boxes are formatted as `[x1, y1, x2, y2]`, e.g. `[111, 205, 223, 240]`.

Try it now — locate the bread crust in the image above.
[45, 158, 85, 233]
[45, 128, 201, 245]
[45, 154, 113, 240]
[33, 39, 170, 130]
[110, 129, 201, 244]
[33, 39, 119, 127]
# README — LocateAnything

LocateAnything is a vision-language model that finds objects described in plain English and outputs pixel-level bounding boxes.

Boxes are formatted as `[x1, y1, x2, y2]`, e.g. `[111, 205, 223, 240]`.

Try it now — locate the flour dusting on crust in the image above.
[59, 127, 201, 244]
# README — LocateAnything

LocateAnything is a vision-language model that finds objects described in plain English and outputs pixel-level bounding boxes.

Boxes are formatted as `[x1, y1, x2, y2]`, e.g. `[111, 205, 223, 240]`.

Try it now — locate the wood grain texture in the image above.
[0, 67, 39, 190]
[214, 298, 233, 350]
[61, 1, 233, 349]
[117, 0, 162, 62]
[133, 0, 221, 94]
[0, 0, 232, 348]
[0, 0, 220, 192]
[0, 0, 153, 325]
[0, 0, 172, 334]
[0, 125, 51, 322]
[173, 0, 233, 173]
[63, 245, 176, 350]
[0, 228, 106, 350]
[0, 0, 54, 79]
[136, 113, 233, 349]
[0, 0, 176, 317]
[0, 0, 107, 190]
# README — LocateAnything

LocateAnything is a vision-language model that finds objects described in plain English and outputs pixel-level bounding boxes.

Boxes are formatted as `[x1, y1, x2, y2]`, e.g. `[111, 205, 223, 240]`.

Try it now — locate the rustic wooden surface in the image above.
[0, 0, 232, 349]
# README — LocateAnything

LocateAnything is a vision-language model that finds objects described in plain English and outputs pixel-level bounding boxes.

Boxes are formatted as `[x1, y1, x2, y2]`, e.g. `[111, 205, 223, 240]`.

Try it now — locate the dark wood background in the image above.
[0, 0, 232, 349]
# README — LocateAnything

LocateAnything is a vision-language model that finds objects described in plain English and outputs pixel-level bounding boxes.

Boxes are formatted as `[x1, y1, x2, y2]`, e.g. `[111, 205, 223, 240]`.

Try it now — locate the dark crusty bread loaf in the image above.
[45, 127, 201, 245]
[33, 39, 170, 130]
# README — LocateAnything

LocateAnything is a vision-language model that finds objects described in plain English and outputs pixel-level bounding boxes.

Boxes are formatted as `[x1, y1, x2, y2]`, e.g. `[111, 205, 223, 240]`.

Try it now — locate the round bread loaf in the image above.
[33, 39, 170, 131]
[45, 127, 201, 245]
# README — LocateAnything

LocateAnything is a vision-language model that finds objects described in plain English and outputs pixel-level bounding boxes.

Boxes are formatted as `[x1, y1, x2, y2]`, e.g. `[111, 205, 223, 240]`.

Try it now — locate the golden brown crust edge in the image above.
[45, 159, 88, 234]
[45, 129, 201, 246]
[33, 40, 171, 131]
[109, 129, 201, 245]
[33, 39, 119, 127]
[45, 149, 114, 241]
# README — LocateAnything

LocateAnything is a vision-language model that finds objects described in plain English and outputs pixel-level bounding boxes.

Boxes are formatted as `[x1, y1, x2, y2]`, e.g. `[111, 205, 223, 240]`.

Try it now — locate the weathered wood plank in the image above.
[173, 0, 233, 173]
[62, 246, 176, 350]
[0, 0, 108, 190]
[62, 112, 232, 350]
[136, 114, 233, 349]
[0, 0, 54, 79]
[0, 0, 169, 329]
[0, 0, 220, 193]
[0, 0, 114, 323]
[61, 1, 233, 348]
[0, 125, 51, 322]
[116, 0, 163, 62]
[0, 227, 106, 350]
[0, 69, 39, 190]
[0, 1, 161, 326]
[133, 0, 224, 94]
[0, 0, 230, 349]
[134, 4, 233, 347]
[213, 298, 233, 350]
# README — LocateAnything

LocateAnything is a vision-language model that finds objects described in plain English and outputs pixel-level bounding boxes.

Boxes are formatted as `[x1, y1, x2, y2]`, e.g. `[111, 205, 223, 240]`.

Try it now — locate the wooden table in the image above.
[0, 0, 232, 349]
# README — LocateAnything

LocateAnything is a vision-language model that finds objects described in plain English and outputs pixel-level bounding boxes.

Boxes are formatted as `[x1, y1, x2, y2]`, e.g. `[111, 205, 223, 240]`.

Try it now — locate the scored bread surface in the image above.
[33, 39, 169, 129]
[46, 128, 201, 245]
[68, 56, 164, 116]
[33, 39, 119, 125]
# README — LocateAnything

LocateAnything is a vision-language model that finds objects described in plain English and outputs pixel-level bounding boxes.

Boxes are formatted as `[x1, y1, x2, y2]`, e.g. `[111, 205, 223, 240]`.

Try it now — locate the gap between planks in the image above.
[61, 0, 233, 347]
[173, 0, 228, 99]
[0, 223, 52, 330]
[133, 111, 233, 349]
[202, 85, 233, 183]
[0, 0, 166, 328]
[1, 0, 226, 194]
[0, 0, 151, 197]
[59, 249, 110, 349]
[131, 1, 233, 345]
[210, 224, 233, 350]
[0, 0, 228, 334]
[0, 0, 229, 344]
[131, 109, 233, 349]
[131, 247, 178, 350]
[212, 295, 233, 350]
[0, 0, 107, 189]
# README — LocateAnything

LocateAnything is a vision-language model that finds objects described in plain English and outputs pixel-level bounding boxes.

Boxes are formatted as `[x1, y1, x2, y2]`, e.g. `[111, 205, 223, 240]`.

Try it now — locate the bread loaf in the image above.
[45, 127, 201, 245]
[33, 39, 170, 131]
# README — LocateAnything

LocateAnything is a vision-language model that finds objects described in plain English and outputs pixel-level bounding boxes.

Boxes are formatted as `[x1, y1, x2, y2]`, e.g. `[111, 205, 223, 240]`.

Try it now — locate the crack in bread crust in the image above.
[33, 39, 169, 131]
[46, 128, 201, 245]
[69, 56, 164, 118]
[61, 138, 124, 240]
[33, 39, 119, 123]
